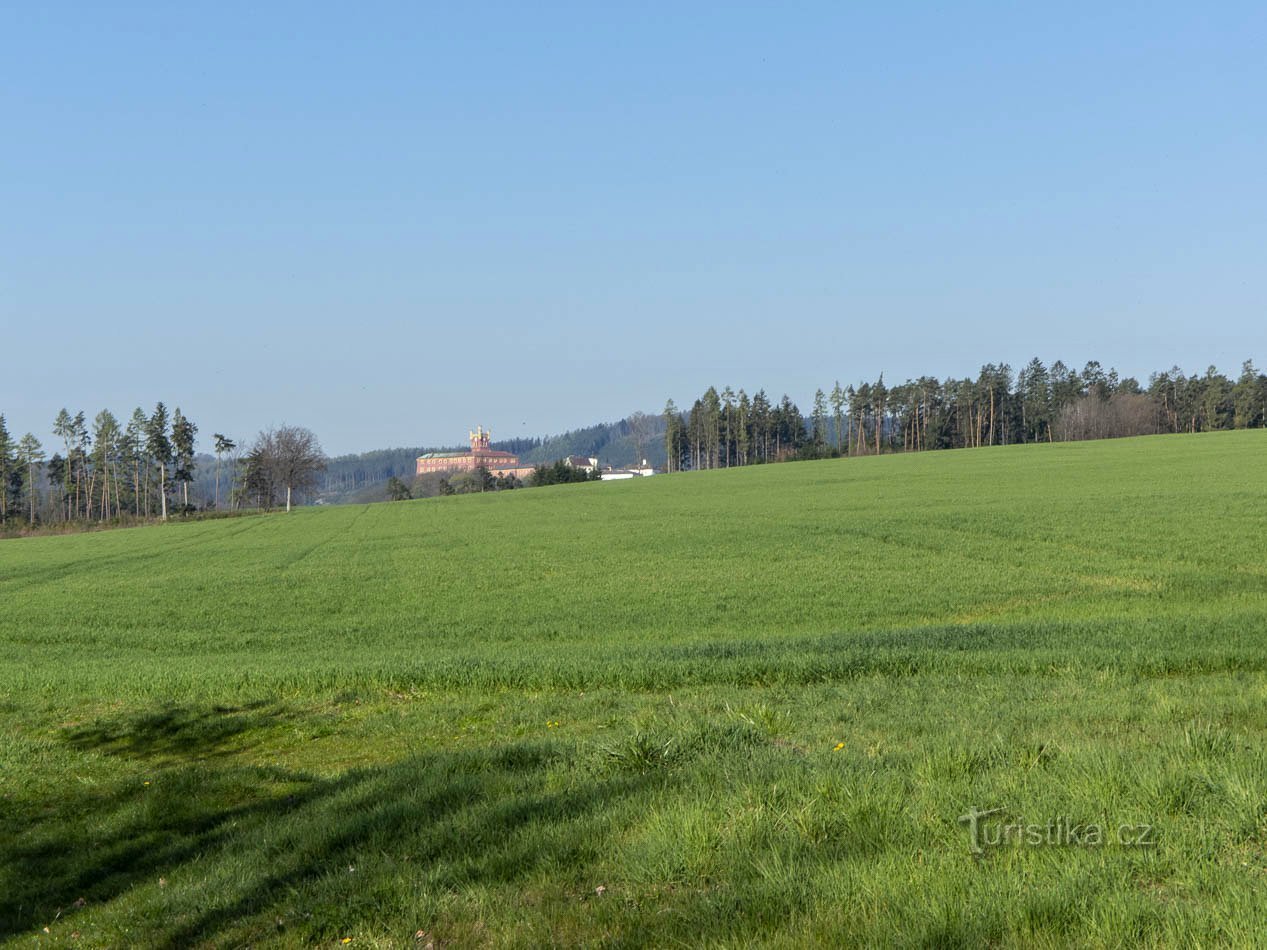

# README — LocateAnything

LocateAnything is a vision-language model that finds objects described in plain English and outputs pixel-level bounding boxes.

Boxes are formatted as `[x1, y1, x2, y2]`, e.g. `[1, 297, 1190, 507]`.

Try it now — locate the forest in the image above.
[0, 406, 324, 531]
[0, 404, 205, 529]
[664, 359, 1267, 470]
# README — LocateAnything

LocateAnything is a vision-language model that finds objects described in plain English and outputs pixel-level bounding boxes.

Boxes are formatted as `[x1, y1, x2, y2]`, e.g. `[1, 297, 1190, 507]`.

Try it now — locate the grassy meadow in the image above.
[2, 430, 1266, 947]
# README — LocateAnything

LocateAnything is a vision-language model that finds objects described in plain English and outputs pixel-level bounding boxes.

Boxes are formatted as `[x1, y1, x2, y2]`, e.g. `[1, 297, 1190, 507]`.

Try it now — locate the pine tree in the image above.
[126, 408, 148, 516]
[721, 386, 736, 467]
[872, 376, 887, 454]
[71, 411, 90, 519]
[213, 433, 237, 509]
[1019, 357, 1051, 442]
[16, 433, 45, 526]
[52, 409, 74, 521]
[146, 403, 173, 521]
[811, 388, 828, 452]
[0, 414, 12, 523]
[702, 387, 722, 469]
[171, 408, 198, 511]
[662, 401, 682, 473]
[1233, 361, 1266, 429]
[92, 410, 121, 522]
[736, 389, 751, 465]
[1200, 366, 1233, 431]
[751, 390, 771, 461]
[830, 382, 846, 452]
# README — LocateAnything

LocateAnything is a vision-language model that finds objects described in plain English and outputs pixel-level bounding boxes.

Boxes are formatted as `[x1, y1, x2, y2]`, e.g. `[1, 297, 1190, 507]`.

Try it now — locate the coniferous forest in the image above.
[0, 404, 206, 529]
[0, 405, 326, 530]
[663, 359, 1267, 471]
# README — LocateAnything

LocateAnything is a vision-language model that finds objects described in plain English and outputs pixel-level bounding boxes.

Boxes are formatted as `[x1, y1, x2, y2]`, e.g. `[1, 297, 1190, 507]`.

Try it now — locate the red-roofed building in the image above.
[416, 426, 536, 480]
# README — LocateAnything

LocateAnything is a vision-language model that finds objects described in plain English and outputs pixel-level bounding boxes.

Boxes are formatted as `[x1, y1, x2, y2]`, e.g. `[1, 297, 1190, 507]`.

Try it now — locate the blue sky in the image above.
[3, 2, 1265, 454]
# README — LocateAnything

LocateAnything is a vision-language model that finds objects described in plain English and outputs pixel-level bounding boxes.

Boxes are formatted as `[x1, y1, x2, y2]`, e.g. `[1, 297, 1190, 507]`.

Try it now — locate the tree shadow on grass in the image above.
[61, 700, 296, 761]
[2, 705, 688, 947]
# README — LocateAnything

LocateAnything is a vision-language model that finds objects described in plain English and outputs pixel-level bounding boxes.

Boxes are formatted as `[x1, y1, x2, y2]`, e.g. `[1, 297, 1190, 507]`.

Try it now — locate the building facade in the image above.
[416, 427, 537, 480]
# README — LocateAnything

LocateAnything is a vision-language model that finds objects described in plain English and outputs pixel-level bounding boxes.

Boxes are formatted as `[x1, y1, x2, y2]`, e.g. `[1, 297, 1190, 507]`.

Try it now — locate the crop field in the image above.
[2, 430, 1266, 947]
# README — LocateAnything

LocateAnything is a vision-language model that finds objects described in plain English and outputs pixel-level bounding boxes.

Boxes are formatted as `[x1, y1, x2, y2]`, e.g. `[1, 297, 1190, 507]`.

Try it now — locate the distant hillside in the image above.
[515, 415, 667, 469]
[321, 446, 455, 496]
[179, 415, 668, 507]
[185, 443, 453, 508]
[317, 415, 665, 505]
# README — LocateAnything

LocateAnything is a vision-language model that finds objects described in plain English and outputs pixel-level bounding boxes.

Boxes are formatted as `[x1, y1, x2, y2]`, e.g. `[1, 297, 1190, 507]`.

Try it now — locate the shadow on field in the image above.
[62, 701, 295, 761]
[3, 705, 695, 946]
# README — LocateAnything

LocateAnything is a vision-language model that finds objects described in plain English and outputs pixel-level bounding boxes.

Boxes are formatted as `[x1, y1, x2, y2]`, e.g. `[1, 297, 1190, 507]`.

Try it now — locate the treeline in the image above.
[526, 460, 603, 486]
[0, 404, 205, 527]
[411, 466, 526, 498]
[0, 404, 326, 529]
[664, 359, 1267, 470]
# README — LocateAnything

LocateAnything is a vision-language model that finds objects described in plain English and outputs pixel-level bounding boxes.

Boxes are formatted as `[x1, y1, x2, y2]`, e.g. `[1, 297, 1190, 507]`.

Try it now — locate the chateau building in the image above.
[416, 427, 536, 480]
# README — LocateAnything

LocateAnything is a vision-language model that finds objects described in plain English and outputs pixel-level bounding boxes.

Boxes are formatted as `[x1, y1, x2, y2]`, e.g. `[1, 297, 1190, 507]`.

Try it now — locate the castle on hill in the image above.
[415, 426, 537, 480]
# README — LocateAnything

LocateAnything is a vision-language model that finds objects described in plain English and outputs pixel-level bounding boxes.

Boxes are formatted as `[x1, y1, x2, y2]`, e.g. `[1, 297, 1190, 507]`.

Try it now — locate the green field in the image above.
[3, 431, 1266, 947]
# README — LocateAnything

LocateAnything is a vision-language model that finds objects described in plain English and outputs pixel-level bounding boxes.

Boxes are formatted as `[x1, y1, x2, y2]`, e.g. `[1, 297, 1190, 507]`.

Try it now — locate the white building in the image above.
[600, 459, 656, 481]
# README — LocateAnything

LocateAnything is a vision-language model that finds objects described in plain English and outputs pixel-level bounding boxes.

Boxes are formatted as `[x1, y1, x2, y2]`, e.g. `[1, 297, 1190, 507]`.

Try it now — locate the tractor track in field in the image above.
[0, 516, 269, 589]
[277, 505, 370, 571]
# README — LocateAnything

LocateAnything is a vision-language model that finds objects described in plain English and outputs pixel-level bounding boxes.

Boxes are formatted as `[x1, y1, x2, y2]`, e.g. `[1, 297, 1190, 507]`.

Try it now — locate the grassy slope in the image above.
[2, 431, 1266, 946]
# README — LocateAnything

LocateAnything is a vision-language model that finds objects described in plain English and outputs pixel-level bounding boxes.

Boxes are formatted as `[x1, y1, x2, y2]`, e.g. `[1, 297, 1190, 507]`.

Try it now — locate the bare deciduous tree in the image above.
[249, 425, 327, 512]
[627, 411, 651, 467]
[1053, 393, 1160, 442]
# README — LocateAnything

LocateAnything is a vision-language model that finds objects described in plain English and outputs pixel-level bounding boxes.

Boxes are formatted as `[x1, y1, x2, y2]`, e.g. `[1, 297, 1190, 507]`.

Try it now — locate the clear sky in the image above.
[3, 2, 1264, 455]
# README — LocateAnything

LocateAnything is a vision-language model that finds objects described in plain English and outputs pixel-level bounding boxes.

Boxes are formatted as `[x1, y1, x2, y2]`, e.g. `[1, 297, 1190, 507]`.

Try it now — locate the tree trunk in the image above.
[159, 463, 168, 521]
[286, 484, 292, 512]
